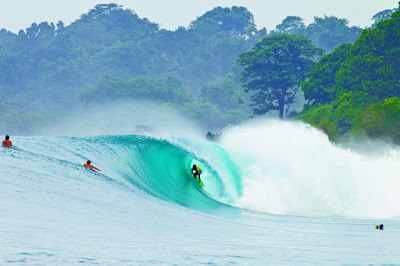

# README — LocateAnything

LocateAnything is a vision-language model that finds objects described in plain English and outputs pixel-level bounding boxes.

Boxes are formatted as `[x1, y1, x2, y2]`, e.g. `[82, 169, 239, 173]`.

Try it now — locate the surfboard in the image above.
[194, 176, 204, 187]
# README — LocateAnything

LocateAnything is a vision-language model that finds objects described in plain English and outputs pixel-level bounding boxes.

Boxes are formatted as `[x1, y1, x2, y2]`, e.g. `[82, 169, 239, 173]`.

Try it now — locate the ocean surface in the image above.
[1, 120, 400, 264]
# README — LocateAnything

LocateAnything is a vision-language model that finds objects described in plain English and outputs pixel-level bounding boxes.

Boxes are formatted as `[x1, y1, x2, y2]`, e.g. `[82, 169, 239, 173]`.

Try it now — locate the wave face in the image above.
[94, 135, 242, 210]
[2, 122, 400, 264]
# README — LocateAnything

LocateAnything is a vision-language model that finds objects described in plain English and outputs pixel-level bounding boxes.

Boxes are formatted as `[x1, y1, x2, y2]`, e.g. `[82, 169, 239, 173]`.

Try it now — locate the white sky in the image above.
[0, 0, 398, 33]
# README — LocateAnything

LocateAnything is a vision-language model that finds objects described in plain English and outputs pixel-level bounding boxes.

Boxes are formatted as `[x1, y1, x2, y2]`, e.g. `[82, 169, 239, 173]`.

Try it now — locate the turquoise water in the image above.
[1, 121, 400, 264]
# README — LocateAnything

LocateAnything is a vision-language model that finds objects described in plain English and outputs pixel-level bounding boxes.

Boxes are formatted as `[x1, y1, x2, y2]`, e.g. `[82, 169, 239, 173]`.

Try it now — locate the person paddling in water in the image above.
[2, 135, 12, 148]
[192, 164, 202, 183]
[83, 160, 102, 174]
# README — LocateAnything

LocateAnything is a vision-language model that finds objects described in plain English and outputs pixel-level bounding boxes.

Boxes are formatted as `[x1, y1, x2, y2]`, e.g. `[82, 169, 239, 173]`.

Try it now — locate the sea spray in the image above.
[221, 119, 400, 217]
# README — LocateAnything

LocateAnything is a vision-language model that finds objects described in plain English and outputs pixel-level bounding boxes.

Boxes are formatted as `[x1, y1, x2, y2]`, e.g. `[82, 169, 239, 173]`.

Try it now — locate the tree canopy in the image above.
[335, 11, 400, 101]
[299, 3, 400, 143]
[371, 8, 398, 28]
[237, 34, 322, 119]
[0, 3, 387, 134]
[0, 4, 263, 113]
[81, 75, 191, 105]
[301, 43, 352, 107]
[189, 6, 259, 39]
[273, 15, 362, 52]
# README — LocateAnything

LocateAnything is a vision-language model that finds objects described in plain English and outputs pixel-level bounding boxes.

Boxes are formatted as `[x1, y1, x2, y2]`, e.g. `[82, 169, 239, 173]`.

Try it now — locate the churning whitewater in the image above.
[1, 120, 400, 264]
[222, 121, 400, 218]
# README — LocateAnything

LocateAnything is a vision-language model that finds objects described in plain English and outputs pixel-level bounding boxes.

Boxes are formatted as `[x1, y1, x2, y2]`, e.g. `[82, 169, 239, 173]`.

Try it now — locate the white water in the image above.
[222, 120, 400, 218]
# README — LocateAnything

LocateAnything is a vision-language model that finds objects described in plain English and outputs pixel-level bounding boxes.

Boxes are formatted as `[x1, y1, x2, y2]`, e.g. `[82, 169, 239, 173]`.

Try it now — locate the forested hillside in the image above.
[0, 3, 375, 134]
[0, 4, 263, 109]
[299, 4, 400, 143]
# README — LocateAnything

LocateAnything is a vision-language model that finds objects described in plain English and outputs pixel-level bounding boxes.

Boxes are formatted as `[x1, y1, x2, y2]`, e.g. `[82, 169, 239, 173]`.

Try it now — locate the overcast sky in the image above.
[0, 0, 398, 33]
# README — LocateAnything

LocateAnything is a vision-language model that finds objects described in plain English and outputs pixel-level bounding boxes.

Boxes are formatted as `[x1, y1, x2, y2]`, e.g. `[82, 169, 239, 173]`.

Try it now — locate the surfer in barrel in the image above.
[191, 164, 202, 183]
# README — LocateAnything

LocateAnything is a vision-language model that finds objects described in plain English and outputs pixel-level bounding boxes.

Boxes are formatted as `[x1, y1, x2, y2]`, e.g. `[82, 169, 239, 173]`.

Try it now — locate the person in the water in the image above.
[192, 164, 202, 183]
[83, 160, 102, 174]
[375, 224, 384, 230]
[2, 135, 12, 148]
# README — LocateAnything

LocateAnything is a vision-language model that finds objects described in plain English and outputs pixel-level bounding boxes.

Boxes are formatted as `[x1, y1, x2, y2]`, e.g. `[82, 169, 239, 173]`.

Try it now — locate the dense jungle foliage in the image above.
[299, 4, 400, 143]
[0, 2, 394, 138]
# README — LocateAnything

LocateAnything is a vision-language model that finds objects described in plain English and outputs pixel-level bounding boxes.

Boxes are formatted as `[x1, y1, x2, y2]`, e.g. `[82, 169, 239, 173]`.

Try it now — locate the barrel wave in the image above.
[2, 122, 400, 264]
[8, 135, 239, 209]
[90, 135, 241, 210]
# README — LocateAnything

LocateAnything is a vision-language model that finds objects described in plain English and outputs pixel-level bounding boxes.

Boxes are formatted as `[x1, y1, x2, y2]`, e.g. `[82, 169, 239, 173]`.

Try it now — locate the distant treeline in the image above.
[0, 3, 393, 136]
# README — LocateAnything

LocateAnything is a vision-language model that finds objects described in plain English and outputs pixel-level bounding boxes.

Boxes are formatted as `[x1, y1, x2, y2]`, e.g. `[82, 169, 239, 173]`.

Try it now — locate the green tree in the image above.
[16, 22, 56, 51]
[298, 91, 369, 140]
[0, 4, 270, 132]
[304, 16, 361, 52]
[200, 77, 246, 110]
[0, 29, 16, 51]
[237, 34, 322, 119]
[297, 103, 337, 140]
[198, 76, 251, 125]
[274, 16, 305, 35]
[299, 4, 400, 143]
[272, 15, 362, 52]
[189, 6, 258, 39]
[353, 97, 400, 142]
[80, 75, 191, 105]
[336, 6, 400, 101]
[371, 8, 398, 28]
[301, 43, 352, 107]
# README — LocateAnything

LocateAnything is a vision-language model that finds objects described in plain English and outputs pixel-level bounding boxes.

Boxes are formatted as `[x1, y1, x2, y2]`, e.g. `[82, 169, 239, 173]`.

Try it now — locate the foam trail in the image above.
[221, 120, 400, 218]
